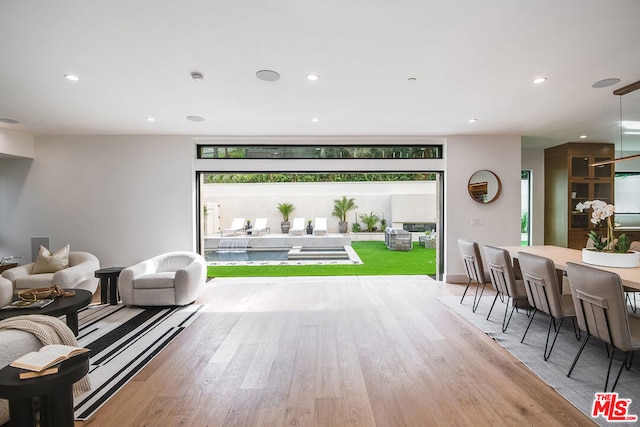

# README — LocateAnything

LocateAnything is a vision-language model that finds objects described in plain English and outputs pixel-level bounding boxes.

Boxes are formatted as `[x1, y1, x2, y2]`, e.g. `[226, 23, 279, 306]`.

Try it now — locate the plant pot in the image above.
[281, 221, 290, 234]
[306, 224, 313, 234]
[338, 221, 348, 234]
[581, 248, 640, 268]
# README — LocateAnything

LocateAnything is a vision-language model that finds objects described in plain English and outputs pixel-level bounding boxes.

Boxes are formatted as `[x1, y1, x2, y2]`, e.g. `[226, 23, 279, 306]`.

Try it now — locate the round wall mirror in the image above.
[468, 170, 501, 204]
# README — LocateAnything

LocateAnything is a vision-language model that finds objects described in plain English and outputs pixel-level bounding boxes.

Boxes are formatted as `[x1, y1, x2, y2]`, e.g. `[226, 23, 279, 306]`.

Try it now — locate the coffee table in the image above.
[0, 289, 93, 335]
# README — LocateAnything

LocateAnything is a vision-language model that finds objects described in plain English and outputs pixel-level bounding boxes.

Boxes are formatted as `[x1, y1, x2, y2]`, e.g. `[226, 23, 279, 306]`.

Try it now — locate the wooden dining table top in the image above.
[500, 245, 640, 292]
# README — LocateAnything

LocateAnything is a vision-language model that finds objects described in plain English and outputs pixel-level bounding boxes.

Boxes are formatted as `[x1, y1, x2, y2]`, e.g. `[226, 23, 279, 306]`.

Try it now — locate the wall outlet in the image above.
[471, 218, 484, 226]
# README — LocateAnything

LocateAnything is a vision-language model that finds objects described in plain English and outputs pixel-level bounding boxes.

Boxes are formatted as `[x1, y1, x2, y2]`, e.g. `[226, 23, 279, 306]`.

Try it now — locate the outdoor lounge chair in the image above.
[221, 217, 246, 236]
[251, 218, 269, 236]
[313, 217, 328, 235]
[289, 217, 305, 235]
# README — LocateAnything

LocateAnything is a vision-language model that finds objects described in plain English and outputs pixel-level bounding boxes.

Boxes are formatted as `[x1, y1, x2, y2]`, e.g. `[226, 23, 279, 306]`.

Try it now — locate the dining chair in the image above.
[565, 262, 640, 392]
[483, 245, 529, 332]
[517, 251, 578, 360]
[458, 239, 491, 312]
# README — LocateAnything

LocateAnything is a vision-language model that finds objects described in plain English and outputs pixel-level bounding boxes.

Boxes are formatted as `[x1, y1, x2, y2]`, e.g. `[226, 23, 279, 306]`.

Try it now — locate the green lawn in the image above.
[207, 241, 436, 277]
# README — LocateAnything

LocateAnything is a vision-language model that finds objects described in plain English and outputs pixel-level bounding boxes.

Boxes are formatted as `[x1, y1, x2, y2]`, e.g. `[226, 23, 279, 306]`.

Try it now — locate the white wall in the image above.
[1, 134, 522, 280]
[444, 135, 522, 283]
[203, 181, 436, 234]
[0, 136, 195, 266]
[0, 128, 34, 158]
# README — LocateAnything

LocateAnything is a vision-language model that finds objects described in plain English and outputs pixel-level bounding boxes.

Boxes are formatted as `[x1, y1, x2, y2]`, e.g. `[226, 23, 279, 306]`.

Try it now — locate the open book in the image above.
[19, 366, 60, 379]
[10, 344, 89, 372]
[2, 298, 54, 309]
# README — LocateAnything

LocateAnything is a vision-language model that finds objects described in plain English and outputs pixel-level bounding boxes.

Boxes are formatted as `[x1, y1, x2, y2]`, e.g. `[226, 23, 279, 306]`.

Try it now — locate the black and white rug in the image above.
[72, 303, 204, 420]
[439, 295, 640, 427]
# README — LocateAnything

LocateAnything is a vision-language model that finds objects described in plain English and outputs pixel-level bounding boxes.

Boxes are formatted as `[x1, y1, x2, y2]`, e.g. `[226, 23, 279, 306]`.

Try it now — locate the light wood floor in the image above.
[80, 276, 595, 426]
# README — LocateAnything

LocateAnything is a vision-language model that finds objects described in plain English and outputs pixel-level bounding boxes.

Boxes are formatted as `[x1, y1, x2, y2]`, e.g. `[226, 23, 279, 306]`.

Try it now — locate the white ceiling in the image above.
[1, 0, 640, 150]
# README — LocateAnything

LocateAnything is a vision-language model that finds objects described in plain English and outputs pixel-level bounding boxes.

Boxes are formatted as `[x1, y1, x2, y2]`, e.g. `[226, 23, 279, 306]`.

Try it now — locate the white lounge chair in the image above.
[221, 217, 246, 236]
[251, 218, 269, 236]
[314, 217, 328, 235]
[289, 217, 305, 235]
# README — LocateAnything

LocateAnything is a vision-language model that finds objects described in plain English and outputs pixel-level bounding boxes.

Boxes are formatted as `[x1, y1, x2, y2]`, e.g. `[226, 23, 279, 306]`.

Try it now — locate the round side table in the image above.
[0, 352, 90, 426]
[95, 267, 125, 305]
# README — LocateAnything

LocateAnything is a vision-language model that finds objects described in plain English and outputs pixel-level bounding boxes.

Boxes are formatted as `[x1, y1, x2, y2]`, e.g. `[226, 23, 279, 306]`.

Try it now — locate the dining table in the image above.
[500, 245, 640, 292]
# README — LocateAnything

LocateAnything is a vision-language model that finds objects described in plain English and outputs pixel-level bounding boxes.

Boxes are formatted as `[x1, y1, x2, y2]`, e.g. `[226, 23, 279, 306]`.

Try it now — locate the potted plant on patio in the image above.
[359, 211, 380, 232]
[277, 202, 295, 233]
[332, 196, 357, 234]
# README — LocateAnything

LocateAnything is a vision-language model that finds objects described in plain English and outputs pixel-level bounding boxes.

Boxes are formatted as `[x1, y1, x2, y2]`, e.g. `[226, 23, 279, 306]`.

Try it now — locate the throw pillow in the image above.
[31, 244, 70, 274]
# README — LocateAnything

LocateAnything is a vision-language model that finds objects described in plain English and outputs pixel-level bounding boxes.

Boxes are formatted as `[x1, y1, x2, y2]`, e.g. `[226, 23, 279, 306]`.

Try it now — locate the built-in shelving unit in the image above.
[544, 142, 614, 249]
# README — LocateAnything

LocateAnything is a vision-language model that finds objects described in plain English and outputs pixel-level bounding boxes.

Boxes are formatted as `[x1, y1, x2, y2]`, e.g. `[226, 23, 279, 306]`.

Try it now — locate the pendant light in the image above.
[590, 79, 640, 167]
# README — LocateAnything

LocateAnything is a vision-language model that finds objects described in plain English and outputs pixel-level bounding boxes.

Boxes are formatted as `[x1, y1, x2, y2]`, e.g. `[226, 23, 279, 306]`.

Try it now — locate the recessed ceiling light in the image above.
[532, 76, 547, 84]
[592, 78, 620, 88]
[311, 118, 319, 122]
[146, 117, 156, 122]
[407, 77, 417, 82]
[190, 71, 204, 81]
[468, 118, 478, 123]
[186, 116, 205, 122]
[64, 74, 80, 81]
[306, 74, 320, 81]
[0, 118, 19, 124]
[579, 135, 587, 139]
[256, 70, 280, 82]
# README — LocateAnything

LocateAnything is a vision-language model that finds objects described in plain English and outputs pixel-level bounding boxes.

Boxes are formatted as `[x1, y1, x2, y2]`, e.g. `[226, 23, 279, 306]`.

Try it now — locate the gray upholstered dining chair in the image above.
[458, 239, 491, 312]
[483, 245, 529, 332]
[517, 251, 578, 360]
[565, 262, 640, 392]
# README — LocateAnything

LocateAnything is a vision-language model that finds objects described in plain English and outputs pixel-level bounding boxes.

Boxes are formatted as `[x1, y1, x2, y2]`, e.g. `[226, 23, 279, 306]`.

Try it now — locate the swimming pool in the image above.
[206, 249, 288, 262]
[205, 246, 362, 265]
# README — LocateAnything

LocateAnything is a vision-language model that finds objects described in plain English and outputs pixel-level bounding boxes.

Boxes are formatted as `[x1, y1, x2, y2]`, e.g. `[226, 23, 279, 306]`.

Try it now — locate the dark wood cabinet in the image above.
[544, 142, 614, 249]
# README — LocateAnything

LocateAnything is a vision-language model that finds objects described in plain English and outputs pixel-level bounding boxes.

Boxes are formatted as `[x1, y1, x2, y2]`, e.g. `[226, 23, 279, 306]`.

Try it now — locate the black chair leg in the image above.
[472, 282, 486, 313]
[571, 318, 581, 340]
[502, 299, 517, 333]
[567, 333, 590, 377]
[460, 278, 472, 304]
[610, 351, 632, 392]
[521, 308, 538, 343]
[624, 351, 634, 370]
[487, 293, 500, 320]
[543, 318, 563, 361]
[627, 292, 637, 313]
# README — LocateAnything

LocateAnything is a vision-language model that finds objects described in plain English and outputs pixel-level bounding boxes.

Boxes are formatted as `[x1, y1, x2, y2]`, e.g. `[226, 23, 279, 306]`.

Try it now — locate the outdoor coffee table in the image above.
[0, 289, 93, 335]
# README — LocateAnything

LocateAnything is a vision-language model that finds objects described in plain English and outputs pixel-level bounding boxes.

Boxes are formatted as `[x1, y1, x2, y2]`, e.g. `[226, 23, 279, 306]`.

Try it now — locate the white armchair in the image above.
[0, 276, 12, 307]
[1, 251, 100, 294]
[119, 251, 207, 306]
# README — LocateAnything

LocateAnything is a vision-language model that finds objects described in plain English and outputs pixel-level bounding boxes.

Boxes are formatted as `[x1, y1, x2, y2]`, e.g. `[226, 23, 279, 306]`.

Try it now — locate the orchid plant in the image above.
[575, 200, 630, 253]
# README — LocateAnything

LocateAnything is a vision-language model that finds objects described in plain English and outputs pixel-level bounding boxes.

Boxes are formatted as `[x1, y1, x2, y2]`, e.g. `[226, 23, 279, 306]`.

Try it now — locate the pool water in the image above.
[206, 250, 289, 262]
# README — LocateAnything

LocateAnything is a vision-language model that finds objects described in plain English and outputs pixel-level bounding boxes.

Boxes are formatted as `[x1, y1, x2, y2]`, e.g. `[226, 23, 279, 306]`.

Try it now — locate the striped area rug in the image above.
[72, 303, 204, 420]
